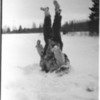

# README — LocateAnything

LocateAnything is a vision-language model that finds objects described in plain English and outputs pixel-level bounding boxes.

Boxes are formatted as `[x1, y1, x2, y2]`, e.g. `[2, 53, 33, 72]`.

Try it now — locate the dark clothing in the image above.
[43, 15, 52, 55]
[52, 12, 63, 50]
[43, 15, 52, 41]
[43, 12, 63, 55]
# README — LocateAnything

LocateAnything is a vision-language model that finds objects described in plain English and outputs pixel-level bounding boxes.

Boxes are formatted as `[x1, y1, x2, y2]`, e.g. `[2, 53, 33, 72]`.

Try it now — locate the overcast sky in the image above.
[2, 0, 93, 29]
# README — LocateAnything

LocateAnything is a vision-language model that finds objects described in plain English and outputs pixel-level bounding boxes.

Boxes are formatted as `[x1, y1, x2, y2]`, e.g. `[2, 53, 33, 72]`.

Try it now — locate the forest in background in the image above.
[2, 0, 99, 36]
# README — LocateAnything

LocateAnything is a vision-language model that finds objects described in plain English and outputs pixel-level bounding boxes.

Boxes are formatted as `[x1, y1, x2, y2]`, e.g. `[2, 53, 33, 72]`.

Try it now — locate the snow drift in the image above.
[1, 33, 99, 100]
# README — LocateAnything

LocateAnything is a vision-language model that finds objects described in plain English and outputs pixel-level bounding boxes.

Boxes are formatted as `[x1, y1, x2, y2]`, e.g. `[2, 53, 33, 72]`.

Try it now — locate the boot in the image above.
[40, 7, 50, 16]
[53, 0, 60, 9]
[53, 0, 61, 14]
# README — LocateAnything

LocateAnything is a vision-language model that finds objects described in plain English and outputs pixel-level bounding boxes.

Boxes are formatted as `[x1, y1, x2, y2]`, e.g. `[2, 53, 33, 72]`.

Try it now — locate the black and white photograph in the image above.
[1, 0, 99, 100]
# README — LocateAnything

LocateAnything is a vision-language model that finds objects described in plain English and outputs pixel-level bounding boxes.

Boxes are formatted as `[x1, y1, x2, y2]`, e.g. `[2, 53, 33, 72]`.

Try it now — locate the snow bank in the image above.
[1, 34, 99, 100]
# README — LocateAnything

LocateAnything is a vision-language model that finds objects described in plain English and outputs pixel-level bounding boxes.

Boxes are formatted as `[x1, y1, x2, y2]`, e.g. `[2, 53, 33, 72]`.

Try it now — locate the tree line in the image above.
[2, 20, 89, 33]
[62, 0, 99, 36]
[2, 0, 99, 36]
[61, 20, 89, 34]
[2, 23, 43, 33]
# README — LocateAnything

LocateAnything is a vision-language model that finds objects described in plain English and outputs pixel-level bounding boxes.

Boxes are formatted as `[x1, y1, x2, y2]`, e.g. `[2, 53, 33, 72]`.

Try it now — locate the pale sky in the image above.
[2, 0, 93, 29]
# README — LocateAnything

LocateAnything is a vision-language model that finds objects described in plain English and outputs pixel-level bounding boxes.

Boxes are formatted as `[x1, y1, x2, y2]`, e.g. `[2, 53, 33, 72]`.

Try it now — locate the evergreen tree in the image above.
[7, 27, 11, 33]
[19, 25, 22, 32]
[38, 23, 43, 32]
[32, 22, 36, 29]
[62, 22, 69, 34]
[89, 0, 99, 36]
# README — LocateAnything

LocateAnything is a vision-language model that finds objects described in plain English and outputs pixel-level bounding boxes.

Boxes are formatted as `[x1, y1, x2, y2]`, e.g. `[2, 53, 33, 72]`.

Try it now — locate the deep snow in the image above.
[1, 33, 99, 100]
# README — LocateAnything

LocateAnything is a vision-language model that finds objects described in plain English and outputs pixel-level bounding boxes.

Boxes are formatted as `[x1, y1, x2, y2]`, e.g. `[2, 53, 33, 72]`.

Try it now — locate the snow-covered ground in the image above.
[1, 33, 99, 100]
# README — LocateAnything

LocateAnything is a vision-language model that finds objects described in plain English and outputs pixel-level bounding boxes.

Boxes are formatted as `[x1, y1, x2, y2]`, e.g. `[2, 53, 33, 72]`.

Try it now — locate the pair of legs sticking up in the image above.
[41, 0, 63, 56]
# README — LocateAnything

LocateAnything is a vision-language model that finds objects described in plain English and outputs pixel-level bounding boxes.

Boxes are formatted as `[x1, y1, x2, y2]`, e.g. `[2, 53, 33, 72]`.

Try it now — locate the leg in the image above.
[43, 15, 52, 55]
[41, 7, 52, 55]
[43, 14, 52, 40]
[52, 12, 63, 50]
[52, 1, 63, 50]
[43, 41, 48, 56]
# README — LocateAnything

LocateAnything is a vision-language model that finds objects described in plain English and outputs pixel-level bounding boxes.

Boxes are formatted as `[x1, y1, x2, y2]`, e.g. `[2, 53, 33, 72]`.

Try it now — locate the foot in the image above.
[40, 7, 50, 16]
[53, 0, 60, 10]
[53, 0, 62, 14]
[40, 7, 49, 11]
